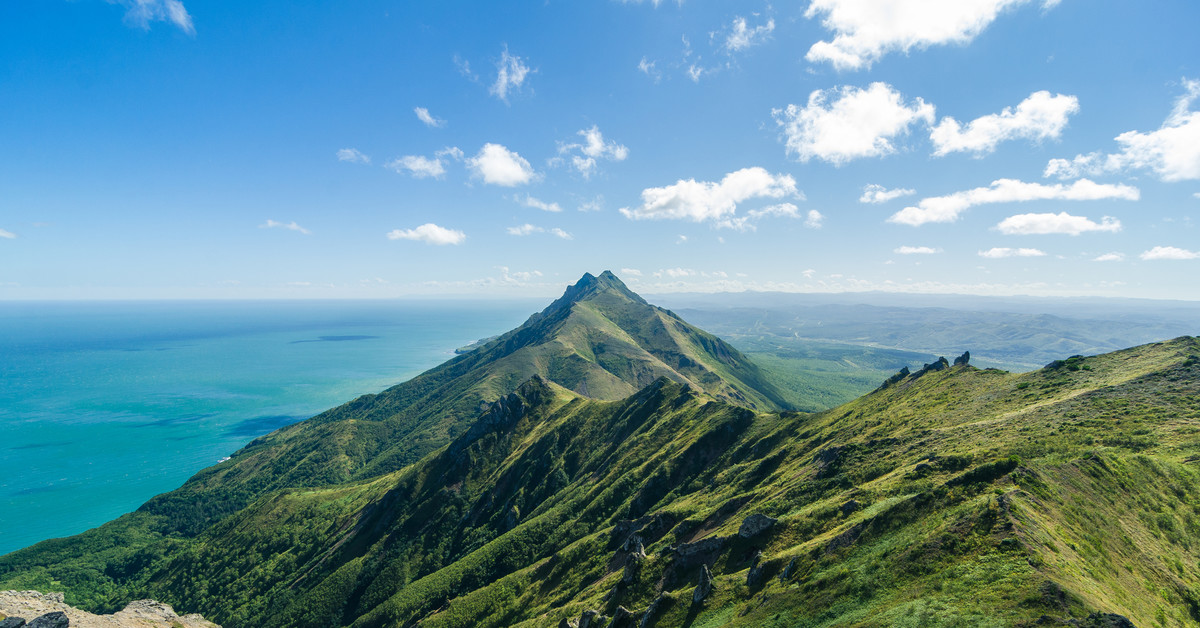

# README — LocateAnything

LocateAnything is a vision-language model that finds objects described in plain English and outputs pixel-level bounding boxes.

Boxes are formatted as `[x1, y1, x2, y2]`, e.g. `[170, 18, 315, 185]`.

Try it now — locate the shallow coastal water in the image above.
[0, 299, 537, 555]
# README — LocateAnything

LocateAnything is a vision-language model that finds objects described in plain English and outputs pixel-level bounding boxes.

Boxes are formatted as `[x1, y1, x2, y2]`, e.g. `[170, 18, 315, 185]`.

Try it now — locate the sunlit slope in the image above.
[7, 337, 1196, 626]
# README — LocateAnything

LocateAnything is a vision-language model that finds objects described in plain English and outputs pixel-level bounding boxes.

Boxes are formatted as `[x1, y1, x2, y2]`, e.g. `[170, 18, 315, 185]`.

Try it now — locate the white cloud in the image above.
[620, 268, 643, 277]
[637, 57, 662, 82]
[895, 246, 940, 254]
[931, 91, 1079, 156]
[978, 247, 1047, 258]
[860, 184, 915, 204]
[386, 155, 446, 179]
[803, 0, 1052, 71]
[676, 235, 688, 244]
[620, 167, 799, 223]
[774, 83, 935, 165]
[1140, 245, 1200, 260]
[551, 228, 573, 240]
[889, 178, 1140, 226]
[1194, 192, 1200, 199]
[336, 148, 370, 164]
[490, 46, 533, 103]
[1092, 252, 1125, 262]
[995, 212, 1121, 235]
[716, 202, 813, 231]
[687, 65, 703, 83]
[0, 229, 16, 239]
[725, 16, 775, 52]
[805, 209, 825, 228]
[499, 267, 544, 283]
[386, 223, 466, 245]
[259, 219, 311, 235]
[578, 196, 605, 212]
[467, 143, 535, 186]
[521, 195, 562, 212]
[654, 268, 696, 279]
[506, 224, 543, 236]
[1046, 79, 1200, 182]
[414, 107, 445, 128]
[559, 126, 629, 178]
[111, 0, 194, 34]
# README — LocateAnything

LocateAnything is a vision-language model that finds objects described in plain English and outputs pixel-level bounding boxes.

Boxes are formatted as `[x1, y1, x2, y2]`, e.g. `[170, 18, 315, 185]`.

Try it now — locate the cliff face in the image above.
[0, 591, 218, 628]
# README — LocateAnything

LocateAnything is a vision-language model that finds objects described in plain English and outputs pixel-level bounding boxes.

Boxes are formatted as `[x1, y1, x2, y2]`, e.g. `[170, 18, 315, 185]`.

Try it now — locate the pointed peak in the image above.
[552, 271, 646, 309]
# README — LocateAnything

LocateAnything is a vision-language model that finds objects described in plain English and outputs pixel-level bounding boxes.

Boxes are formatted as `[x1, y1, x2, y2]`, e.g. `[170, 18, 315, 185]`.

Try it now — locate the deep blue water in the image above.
[0, 299, 538, 555]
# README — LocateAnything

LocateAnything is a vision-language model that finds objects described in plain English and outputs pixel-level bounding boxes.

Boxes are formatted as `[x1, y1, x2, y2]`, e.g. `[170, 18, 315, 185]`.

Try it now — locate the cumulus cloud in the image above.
[506, 224, 543, 236]
[932, 91, 1079, 156]
[860, 184, 915, 204]
[620, 268, 643, 277]
[490, 46, 533, 103]
[805, 209, 825, 228]
[895, 246, 940, 254]
[889, 178, 1140, 226]
[521, 195, 563, 212]
[1140, 245, 1200, 260]
[621, 167, 800, 224]
[559, 126, 629, 178]
[337, 148, 371, 164]
[386, 223, 466, 245]
[1045, 79, 1200, 182]
[716, 203, 816, 231]
[110, 0, 194, 34]
[414, 107, 445, 128]
[1093, 252, 1125, 262]
[803, 0, 1053, 71]
[0, 229, 16, 239]
[978, 247, 1047, 258]
[774, 83, 935, 165]
[725, 15, 775, 52]
[467, 143, 535, 186]
[259, 219, 311, 235]
[994, 212, 1121, 235]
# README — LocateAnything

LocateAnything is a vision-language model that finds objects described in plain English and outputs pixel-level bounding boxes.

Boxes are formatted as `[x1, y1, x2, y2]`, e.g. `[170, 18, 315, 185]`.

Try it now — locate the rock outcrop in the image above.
[737, 514, 777, 538]
[692, 564, 713, 604]
[0, 591, 219, 628]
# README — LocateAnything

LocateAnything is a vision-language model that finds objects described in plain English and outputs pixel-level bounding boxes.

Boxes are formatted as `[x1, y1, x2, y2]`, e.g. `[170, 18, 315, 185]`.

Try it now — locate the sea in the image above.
[0, 299, 539, 556]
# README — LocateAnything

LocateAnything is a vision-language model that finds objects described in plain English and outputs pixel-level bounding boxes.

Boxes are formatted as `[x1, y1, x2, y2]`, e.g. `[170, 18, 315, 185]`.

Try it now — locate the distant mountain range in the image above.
[3, 273, 1198, 627]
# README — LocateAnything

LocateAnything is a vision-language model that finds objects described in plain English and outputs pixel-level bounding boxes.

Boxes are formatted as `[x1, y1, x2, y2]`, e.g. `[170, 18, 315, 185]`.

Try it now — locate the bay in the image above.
[0, 299, 538, 555]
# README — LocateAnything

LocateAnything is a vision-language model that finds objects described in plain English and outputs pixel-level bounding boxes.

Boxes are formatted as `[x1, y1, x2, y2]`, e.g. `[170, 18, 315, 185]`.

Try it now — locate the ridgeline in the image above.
[3, 273, 1199, 627]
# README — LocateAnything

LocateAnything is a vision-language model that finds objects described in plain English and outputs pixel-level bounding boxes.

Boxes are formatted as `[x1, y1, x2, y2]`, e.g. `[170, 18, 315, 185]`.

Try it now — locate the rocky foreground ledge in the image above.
[0, 591, 219, 628]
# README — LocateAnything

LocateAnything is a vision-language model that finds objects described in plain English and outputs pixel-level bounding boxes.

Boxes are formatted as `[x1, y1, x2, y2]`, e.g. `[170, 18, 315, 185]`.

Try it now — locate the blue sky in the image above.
[1, 0, 1198, 299]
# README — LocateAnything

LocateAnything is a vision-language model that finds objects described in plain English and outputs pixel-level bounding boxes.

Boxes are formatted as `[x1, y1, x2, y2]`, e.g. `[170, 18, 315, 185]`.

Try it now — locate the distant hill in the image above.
[3, 276, 1199, 627]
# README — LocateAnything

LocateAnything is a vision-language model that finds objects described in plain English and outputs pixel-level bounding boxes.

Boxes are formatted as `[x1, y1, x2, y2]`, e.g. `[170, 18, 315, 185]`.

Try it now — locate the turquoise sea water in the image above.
[0, 299, 538, 556]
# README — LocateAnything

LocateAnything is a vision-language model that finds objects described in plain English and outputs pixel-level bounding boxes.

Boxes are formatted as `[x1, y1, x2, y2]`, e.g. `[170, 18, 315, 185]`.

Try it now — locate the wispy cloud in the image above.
[110, 0, 195, 34]
[385, 147, 462, 179]
[259, 220, 311, 235]
[774, 83, 935, 165]
[978, 247, 1047, 258]
[1140, 245, 1199, 260]
[724, 15, 775, 52]
[551, 228, 573, 240]
[860, 184, 915, 204]
[558, 126, 628, 178]
[637, 57, 662, 82]
[889, 179, 1139, 226]
[521, 195, 563, 212]
[895, 246, 940, 254]
[490, 46, 533, 103]
[1092, 252, 1125, 262]
[414, 107, 445, 128]
[506, 224, 543, 236]
[994, 212, 1121, 235]
[0, 228, 16, 239]
[386, 223, 466, 245]
[336, 148, 371, 164]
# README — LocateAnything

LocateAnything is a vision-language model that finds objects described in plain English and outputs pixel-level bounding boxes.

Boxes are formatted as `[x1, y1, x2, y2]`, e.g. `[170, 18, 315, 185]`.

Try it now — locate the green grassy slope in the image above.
[5, 337, 1199, 627]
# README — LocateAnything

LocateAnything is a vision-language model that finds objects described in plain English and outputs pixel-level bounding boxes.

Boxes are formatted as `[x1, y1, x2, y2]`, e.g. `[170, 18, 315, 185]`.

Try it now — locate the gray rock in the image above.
[738, 514, 777, 538]
[779, 557, 797, 582]
[746, 550, 765, 587]
[557, 618, 578, 628]
[953, 351, 970, 366]
[692, 564, 713, 605]
[675, 536, 726, 558]
[840, 499, 861, 516]
[639, 595, 665, 628]
[25, 613, 68, 628]
[579, 609, 602, 628]
[609, 606, 634, 628]
[622, 552, 644, 584]
[0, 617, 27, 628]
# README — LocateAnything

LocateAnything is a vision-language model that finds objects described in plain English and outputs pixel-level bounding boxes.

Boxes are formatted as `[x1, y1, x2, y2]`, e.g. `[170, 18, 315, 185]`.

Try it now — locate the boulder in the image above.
[746, 551, 766, 587]
[1, 618, 27, 628]
[953, 351, 971, 366]
[25, 613, 67, 628]
[609, 606, 634, 628]
[579, 609, 602, 628]
[557, 618, 578, 628]
[738, 514, 777, 538]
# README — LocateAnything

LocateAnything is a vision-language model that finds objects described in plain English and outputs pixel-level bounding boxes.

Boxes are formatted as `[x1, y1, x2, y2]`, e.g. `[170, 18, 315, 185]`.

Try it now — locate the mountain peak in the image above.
[550, 270, 646, 310]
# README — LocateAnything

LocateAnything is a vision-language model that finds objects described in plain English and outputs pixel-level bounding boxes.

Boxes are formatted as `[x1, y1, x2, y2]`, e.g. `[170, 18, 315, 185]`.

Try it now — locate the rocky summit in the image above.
[2, 274, 1198, 626]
